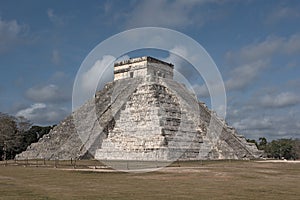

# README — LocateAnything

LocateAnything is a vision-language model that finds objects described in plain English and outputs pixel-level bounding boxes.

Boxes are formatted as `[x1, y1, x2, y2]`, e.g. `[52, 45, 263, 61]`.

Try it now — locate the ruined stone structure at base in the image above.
[17, 56, 262, 161]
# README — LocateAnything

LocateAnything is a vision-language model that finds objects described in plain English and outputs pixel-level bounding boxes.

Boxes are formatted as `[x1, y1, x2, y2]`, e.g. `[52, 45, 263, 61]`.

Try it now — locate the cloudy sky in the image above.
[0, 0, 299, 140]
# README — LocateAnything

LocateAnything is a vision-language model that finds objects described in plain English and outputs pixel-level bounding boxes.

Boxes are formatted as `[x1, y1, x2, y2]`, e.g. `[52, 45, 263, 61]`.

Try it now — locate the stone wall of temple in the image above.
[114, 56, 173, 81]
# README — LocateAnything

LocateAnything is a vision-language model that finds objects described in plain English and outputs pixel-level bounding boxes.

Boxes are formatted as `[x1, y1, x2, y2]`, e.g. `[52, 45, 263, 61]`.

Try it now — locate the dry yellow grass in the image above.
[0, 160, 299, 200]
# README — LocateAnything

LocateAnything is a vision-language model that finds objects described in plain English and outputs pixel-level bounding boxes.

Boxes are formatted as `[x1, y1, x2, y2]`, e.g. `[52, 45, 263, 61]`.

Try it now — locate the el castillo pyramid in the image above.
[17, 56, 261, 161]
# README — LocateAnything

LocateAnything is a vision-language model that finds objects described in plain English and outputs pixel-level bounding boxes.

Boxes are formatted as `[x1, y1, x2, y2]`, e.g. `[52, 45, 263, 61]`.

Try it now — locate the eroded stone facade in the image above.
[114, 56, 174, 81]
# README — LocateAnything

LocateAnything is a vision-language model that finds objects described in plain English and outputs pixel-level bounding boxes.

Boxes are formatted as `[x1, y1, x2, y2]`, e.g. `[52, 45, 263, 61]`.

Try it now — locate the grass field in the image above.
[0, 160, 299, 200]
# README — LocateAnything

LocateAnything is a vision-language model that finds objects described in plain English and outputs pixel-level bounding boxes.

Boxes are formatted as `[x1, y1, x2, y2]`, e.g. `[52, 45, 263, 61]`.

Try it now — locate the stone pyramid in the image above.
[17, 56, 261, 161]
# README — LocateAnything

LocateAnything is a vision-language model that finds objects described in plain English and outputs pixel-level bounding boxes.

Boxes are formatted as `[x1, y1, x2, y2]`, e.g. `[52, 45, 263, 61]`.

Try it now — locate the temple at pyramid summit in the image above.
[17, 56, 262, 161]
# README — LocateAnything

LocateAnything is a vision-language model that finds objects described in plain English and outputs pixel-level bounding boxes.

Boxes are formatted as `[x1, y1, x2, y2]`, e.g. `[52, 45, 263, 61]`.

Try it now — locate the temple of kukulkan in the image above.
[17, 56, 261, 161]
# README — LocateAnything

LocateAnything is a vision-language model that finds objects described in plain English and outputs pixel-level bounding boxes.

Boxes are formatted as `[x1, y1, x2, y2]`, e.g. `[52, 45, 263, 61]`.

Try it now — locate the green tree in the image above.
[0, 113, 23, 160]
[0, 112, 54, 160]
[23, 125, 54, 145]
[246, 138, 258, 147]
[265, 139, 297, 160]
[291, 139, 300, 160]
[258, 137, 267, 150]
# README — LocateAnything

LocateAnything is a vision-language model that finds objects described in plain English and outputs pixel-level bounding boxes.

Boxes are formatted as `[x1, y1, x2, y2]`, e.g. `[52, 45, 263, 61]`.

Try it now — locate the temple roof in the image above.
[114, 56, 174, 68]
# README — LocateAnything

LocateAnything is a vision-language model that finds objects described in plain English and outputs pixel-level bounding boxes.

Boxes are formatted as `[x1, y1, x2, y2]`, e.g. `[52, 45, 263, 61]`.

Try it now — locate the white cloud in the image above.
[126, 0, 193, 28]
[226, 91, 300, 140]
[51, 49, 61, 65]
[0, 17, 27, 53]
[81, 55, 115, 92]
[233, 117, 273, 131]
[164, 45, 202, 71]
[115, 55, 130, 63]
[16, 103, 68, 125]
[283, 34, 300, 54]
[161, 46, 211, 95]
[103, 1, 112, 14]
[222, 33, 300, 94]
[296, 121, 300, 129]
[72, 55, 115, 108]
[226, 36, 282, 65]
[193, 81, 220, 98]
[194, 59, 268, 96]
[265, 5, 300, 25]
[47, 9, 64, 26]
[287, 79, 300, 88]
[260, 92, 300, 108]
[16, 103, 46, 118]
[230, 111, 300, 140]
[164, 46, 191, 77]
[225, 59, 268, 91]
[160, 46, 208, 97]
[18, 72, 73, 125]
[50, 71, 67, 82]
[125, 0, 225, 28]
[25, 84, 70, 103]
[226, 34, 300, 65]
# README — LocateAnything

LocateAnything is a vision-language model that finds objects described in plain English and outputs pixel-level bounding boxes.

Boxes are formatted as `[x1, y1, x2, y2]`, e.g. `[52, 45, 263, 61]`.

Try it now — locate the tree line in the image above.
[247, 137, 300, 160]
[1, 112, 300, 160]
[0, 112, 54, 160]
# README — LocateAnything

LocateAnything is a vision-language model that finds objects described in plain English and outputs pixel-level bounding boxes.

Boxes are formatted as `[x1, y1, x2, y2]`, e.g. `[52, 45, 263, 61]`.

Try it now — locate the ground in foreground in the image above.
[0, 160, 299, 200]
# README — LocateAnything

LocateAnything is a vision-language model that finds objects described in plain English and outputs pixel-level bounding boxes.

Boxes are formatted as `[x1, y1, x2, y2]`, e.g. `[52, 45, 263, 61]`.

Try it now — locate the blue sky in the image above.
[0, 0, 299, 140]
